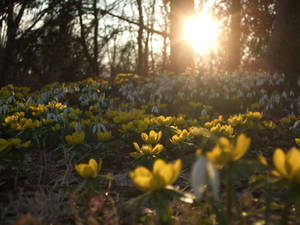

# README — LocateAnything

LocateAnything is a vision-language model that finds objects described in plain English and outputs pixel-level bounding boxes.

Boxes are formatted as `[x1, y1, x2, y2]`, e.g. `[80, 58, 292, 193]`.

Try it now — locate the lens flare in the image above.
[184, 13, 220, 55]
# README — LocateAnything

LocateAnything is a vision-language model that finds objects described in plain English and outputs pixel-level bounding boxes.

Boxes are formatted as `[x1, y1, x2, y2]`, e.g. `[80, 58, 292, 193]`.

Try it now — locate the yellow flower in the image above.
[129, 159, 182, 192]
[170, 129, 189, 145]
[75, 158, 102, 179]
[130, 142, 164, 158]
[207, 134, 251, 167]
[97, 130, 112, 142]
[65, 131, 85, 146]
[246, 111, 262, 120]
[154, 115, 174, 126]
[175, 116, 185, 125]
[135, 119, 150, 133]
[189, 127, 211, 138]
[295, 138, 300, 147]
[51, 123, 61, 131]
[120, 122, 134, 133]
[273, 148, 300, 184]
[263, 120, 276, 129]
[141, 130, 162, 145]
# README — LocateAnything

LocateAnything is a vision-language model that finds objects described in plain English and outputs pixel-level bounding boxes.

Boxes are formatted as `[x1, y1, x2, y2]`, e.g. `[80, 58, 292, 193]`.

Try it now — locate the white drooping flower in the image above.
[191, 156, 220, 200]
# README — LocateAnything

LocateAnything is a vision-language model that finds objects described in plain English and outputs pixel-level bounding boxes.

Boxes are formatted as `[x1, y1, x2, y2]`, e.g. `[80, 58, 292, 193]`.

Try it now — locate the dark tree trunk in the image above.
[170, 0, 194, 73]
[136, 0, 144, 75]
[0, 2, 26, 86]
[266, 0, 300, 85]
[227, 0, 241, 71]
[93, 0, 99, 76]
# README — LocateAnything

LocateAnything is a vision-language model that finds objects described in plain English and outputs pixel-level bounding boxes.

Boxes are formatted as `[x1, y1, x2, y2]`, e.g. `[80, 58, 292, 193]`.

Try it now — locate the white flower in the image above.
[191, 156, 220, 200]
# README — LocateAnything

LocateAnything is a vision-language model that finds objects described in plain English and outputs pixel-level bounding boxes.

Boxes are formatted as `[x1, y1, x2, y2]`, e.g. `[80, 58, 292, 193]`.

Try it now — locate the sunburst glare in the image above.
[184, 12, 221, 55]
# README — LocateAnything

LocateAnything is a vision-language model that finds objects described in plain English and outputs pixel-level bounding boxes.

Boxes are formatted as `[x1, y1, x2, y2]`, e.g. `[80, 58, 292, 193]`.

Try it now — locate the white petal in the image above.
[191, 157, 207, 199]
[206, 159, 220, 200]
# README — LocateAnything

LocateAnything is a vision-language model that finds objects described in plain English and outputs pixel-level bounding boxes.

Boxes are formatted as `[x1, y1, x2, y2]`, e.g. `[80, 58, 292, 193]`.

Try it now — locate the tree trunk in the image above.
[170, 0, 194, 73]
[266, 0, 300, 86]
[136, 0, 144, 75]
[93, 0, 99, 76]
[227, 0, 241, 71]
[0, 2, 26, 86]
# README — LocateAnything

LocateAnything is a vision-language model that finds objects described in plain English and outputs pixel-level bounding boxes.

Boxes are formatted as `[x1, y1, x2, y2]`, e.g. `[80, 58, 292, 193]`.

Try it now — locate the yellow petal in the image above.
[130, 152, 143, 158]
[158, 164, 174, 185]
[171, 159, 182, 184]
[141, 133, 148, 143]
[206, 146, 222, 166]
[130, 167, 152, 192]
[258, 154, 268, 166]
[133, 142, 141, 152]
[82, 166, 95, 178]
[152, 144, 164, 155]
[89, 158, 98, 175]
[233, 134, 251, 161]
[218, 137, 231, 152]
[285, 147, 300, 178]
[75, 164, 85, 177]
[273, 148, 287, 176]
[158, 131, 162, 141]
[153, 159, 166, 174]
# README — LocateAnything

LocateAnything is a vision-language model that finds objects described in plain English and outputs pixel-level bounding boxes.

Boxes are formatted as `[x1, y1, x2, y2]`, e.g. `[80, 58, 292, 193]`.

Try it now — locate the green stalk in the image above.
[280, 202, 291, 225]
[226, 164, 232, 224]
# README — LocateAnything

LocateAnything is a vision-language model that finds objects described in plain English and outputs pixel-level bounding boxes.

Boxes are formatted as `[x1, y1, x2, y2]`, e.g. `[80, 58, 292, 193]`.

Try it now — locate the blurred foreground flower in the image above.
[75, 158, 102, 179]
[207, 134, 251, 167]
[65, 131, 85, 146]
[191, 156, 219, 199]
[129, 159, 181, 192]
[273, 147, 300, 184]
[0, 138, 31, 152]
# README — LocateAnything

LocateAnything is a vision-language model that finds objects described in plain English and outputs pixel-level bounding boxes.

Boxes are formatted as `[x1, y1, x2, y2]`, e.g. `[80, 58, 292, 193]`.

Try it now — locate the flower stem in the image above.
[226, 164, 232, 224]
[280, 202, 291, 225]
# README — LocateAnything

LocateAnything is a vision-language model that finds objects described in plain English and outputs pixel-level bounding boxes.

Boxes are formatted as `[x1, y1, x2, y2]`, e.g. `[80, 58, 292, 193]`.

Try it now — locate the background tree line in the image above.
[0, 0, 299, 88]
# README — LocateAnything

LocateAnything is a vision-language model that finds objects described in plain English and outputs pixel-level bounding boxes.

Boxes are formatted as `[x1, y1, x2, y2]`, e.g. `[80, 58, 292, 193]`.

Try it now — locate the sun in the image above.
[184, 12, 220, 55]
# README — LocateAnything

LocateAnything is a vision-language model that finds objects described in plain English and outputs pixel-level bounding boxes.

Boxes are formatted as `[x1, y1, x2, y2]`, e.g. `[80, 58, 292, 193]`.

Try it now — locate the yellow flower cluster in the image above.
[204, 115, 223, 129]
[189, 126, 210, 137]
[227, 114, 246, 127]
[134, 118, 151, 133]
[154, 115, 175, 126]
[210, 124, 234, 137]
[279, 115, 297, 125]
[4, 115, 42, 131]
[130, 159, 182, 192]
[263, 120, 276, 129]
[109, 109, 145, 124]
[246, 111, 263, 120]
